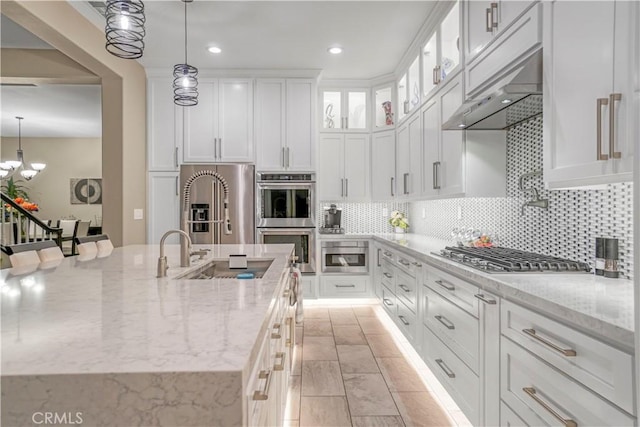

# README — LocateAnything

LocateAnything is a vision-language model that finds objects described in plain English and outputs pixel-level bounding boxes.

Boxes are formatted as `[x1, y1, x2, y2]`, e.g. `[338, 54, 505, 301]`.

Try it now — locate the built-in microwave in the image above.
[256, 173, 315, 228]
[321, 241, 369, 274]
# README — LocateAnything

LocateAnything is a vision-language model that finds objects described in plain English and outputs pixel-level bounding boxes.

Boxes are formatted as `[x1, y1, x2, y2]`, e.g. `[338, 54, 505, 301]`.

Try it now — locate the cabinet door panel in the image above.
[148, 173, 179, 244]
[497, 0, 534, 33]
[422, 100, 440, 197]
[396, 123, 410, 197]
[408, 114, 422, 196]
[347, 90, 368, 130]
[543, 1, 615, 183]
[318, 135, 344, 200]
[287, 80, 315, 170]
[256, 80, 285, 171]
[148, 78, 179, 171]
[439, 131, 465, 197]
[465, 0, 493, 63]
[322, 90, 343, 130]
[344, 134, 369, 201]
[219, 79, 253, 162]
[422, 33, 439, 98]
[371, 131, 396, 200]
[183, 79, 217, 162]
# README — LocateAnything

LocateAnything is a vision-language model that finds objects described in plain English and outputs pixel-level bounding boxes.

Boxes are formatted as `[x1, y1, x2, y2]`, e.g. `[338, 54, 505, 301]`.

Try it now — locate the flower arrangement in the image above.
[13, 197, 39, 212]
[389, 211, 409, 231]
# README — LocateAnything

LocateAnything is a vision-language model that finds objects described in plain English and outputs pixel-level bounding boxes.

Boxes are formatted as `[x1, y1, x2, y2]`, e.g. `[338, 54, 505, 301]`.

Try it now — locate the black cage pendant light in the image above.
[105, 0, 146, 59]
[173, 0, 198, 106]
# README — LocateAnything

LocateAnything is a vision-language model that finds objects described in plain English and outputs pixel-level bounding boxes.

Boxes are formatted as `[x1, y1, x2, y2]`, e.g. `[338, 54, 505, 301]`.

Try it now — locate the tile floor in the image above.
[285, 303, 472, 427]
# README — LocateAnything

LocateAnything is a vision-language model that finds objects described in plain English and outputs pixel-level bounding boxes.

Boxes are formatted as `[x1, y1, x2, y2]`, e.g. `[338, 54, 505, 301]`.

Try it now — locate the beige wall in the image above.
[1, 137, 102, 222]
[1, 0, 147, 247]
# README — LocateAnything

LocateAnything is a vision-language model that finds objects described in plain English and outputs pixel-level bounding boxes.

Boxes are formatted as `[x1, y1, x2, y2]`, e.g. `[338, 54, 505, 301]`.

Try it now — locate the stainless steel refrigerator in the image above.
[179, 164, 255, 244]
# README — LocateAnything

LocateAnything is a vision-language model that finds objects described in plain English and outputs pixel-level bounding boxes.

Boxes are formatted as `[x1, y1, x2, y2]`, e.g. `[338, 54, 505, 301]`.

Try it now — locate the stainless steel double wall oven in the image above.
[256, 173, 316, 273]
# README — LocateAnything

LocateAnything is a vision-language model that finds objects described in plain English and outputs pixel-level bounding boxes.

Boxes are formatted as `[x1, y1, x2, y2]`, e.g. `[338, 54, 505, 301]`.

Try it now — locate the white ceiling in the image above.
[102, 1, 437, 79]
[0, 85, 102, 138]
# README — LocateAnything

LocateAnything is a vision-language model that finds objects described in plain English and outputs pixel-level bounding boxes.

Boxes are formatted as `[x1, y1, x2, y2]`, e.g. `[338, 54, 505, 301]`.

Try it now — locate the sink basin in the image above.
[176, 259, 274, 280]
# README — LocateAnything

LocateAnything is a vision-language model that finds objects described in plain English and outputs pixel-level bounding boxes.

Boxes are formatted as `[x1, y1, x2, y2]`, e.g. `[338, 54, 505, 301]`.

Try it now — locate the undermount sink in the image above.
[176, 259, 274, 280]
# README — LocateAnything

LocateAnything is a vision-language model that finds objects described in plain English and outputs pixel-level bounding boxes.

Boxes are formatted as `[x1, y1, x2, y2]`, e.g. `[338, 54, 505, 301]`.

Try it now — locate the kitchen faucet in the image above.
[157, 229, 192, 278]
[519, 170, 549, 216]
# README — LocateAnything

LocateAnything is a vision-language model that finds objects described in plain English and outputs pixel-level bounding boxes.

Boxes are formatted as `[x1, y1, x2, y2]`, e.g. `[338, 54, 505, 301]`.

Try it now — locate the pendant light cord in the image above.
[184, 0, 188, 64]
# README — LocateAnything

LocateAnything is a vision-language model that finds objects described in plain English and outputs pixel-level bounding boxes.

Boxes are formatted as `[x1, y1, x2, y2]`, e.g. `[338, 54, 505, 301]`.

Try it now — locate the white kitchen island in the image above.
[1, 244, 295, 427]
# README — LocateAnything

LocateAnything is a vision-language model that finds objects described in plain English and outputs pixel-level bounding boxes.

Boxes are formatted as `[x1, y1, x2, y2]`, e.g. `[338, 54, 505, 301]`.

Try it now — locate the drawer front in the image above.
[380, 247, 395, 263]
[500, 400, 529, 427]
[422, 325, 479, 426]
[425, 267, 479, 317]
[396, 253, 422, 277]
[501, 338, 635, 427]
[320, 276, 369, 297]
[396, 299, 416, 342]
[395, 268, 417, 313]
[502, 300, 635, 414]
[424, 287, 479, 374]
[381, 259, 395, 288]
[381, 284, 396, 316]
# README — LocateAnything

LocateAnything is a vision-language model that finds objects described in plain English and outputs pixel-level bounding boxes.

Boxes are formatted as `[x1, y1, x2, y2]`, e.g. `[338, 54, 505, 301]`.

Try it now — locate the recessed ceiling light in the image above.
[501, 99, 512, 104]
[328, 46, 343, 55]
[208, 46, 222, 54]
[458, 124, 467, 128]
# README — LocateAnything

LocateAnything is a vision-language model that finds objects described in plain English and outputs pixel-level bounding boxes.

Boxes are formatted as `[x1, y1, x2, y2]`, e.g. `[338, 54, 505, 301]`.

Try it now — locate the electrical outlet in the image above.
[457, 205, 462, 220]
[382, 208, 388, 217]
[422, 208, 426, 219]
[134, 209, 144, 220]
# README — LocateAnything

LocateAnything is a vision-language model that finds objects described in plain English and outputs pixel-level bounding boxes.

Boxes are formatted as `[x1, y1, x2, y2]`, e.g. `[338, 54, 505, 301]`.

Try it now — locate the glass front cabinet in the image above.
[321, 88, 369, 131]
[373, 84, 395, 130]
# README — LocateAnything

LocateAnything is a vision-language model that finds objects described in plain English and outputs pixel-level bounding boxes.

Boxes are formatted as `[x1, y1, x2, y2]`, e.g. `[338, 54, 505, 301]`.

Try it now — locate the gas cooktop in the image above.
[434, 246, 591, 273]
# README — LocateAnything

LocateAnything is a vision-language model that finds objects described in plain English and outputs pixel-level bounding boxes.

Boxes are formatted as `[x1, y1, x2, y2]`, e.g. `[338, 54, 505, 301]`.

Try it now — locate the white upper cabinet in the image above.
[256, 79, 315, 171]
[182, 78, 253, 163]
[543, 0, 637, 188]
[147, 78, 180, 171]
[320, 88, 368, 132]
[371, 130, 396, 200]
[373, 84, 395, 130]
[465, 0, 536, 64]
[318, 134, 370, 201]
[396, 113, 422, 198]
[422, 1, 462, 100]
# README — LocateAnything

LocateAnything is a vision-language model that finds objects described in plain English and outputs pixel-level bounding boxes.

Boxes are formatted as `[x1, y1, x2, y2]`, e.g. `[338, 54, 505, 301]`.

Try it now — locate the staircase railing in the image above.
[1, 192, 62, 253]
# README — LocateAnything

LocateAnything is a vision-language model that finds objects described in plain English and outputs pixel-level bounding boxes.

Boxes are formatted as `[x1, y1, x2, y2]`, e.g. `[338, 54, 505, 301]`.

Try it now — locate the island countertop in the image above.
[1, 244, 294, 377]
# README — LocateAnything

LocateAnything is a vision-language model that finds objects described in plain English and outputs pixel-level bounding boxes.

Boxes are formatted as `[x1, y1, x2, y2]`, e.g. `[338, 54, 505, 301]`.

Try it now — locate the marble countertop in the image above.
[371, 234, 634, 349]
[1, 244, 294, 376]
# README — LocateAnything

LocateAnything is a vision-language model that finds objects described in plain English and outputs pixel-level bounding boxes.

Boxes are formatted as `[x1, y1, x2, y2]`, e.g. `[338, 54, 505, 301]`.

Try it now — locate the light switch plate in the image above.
[134, 209, 144, 220]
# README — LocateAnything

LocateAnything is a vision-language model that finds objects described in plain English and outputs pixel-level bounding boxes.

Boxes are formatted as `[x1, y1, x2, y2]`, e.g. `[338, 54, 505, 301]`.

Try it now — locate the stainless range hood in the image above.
[442, 50, 542, 130]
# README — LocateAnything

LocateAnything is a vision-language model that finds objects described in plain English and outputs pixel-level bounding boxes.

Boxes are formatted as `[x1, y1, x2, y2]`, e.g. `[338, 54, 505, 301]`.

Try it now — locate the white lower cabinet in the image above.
[300, 275, 316, 299]
[501, 338, 635, 427]
[319, 275, 369, 298]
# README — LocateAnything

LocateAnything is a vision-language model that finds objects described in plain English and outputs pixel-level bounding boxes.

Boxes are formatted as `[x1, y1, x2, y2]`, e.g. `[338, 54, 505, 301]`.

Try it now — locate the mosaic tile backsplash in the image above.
[317, 202, 409, 234]
[410, 117, 634, 279]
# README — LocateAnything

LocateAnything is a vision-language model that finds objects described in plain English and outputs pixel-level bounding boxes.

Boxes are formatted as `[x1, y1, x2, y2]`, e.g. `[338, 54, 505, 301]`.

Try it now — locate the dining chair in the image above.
[59, 220, 80, 256]
[72, 221, 91, 255]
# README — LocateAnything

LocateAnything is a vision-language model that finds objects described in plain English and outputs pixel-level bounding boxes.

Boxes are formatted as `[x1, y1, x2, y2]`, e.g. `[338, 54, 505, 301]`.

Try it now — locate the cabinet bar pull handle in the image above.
[433, 67, 438, 85]
[435, 279, 455, 291]
[383, 272, 393, 279]
[383, 298, 394, 306]
[434, 161, 441, 189]
[377, 248, 382, 267]
[436, 65, 441, 84]
[219, 138, 222, 159]
[335, 284, 356, 288]
[282, 147, 286, 167]
[608, 93, 622, 159]
[345, 117, 349, 129]
[596, 98, 609, 160]
[271, 323, 282, 339]
[412, 262, 422, 267]
[435, 358, 455, 378]
[474, 294, 496, 304]
[486, 7, 493, 32]
[491, 3, 499, 29]
[253, 370, 272, 401]
[345, 178, 348, 197]
[391, 177, 395, 197]
[522, 329, 576, 357]
[433, 162, 438, 189]
[174, 146, 179, 168]
[399, 284, 411, 293]
[523, 387, 577, 427]
[398, 315, 410, 326]
[175, 176, 179, 196]
[274, 352, 286, 371]
[435, 315, 455, 330]
[384, 251, 393, 257]
[403, 173, 409, 195]
[285, 147, 290, 168]
[399, 259, 410, 266]
[341, 178, 345, 197]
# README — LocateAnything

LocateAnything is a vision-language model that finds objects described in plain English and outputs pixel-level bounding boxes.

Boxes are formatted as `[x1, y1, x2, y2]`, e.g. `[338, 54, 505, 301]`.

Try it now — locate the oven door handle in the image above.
[256, 182, 315, 188]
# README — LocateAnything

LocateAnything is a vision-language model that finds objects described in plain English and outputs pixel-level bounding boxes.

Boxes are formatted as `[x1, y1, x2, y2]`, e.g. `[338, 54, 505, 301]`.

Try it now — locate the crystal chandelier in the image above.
[0, 117, 46, 181]
[173, 0, 198, 106]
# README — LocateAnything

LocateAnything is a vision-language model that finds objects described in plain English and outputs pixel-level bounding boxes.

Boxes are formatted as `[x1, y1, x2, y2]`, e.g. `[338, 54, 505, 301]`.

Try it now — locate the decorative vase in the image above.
[395, 227, 405, 234]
